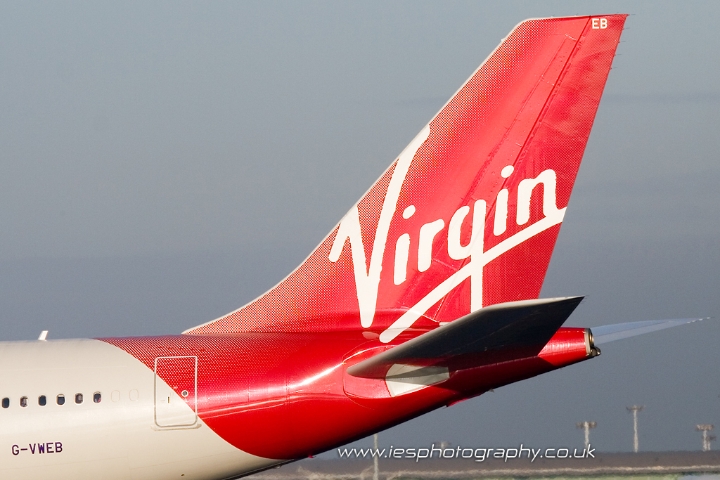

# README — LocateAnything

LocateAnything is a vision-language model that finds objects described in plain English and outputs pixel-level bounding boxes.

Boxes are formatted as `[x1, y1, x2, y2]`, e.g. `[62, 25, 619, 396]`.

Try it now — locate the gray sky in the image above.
[1, 1, 720, 454]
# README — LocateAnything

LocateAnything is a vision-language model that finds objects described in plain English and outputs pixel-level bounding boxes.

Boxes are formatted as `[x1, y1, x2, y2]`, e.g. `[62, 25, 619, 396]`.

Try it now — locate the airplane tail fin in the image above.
[186, 15, 627, 340]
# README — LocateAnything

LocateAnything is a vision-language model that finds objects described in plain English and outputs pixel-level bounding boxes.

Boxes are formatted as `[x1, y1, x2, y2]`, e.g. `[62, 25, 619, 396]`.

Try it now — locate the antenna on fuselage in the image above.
[38, 330, 48, 341]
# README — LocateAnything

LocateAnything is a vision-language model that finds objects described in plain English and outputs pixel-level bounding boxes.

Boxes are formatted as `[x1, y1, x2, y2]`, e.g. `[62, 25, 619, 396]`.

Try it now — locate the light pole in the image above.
[626, 405, 644, 453]
[576, 421, 597, 449]
[696, 425, 715, 452]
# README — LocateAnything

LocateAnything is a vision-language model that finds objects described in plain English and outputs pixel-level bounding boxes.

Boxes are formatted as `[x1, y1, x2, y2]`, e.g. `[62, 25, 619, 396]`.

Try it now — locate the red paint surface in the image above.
[185, 15, 626, 336]
[101, 14, 626, 463]
[102, 327, 591, 459]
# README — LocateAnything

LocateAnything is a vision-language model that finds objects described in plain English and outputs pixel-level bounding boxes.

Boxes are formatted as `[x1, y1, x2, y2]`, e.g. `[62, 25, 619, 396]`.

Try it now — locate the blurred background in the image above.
[1, 1, 719, 453]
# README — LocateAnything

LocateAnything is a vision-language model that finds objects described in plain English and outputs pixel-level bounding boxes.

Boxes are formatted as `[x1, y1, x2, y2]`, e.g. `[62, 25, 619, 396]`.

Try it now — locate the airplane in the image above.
[0, 14, 701, 480]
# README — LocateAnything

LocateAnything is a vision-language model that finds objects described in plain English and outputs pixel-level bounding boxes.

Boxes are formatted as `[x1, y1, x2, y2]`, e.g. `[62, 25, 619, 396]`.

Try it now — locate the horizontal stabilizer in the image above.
[592, 318, 705, 345]
[347, 297, 583, 379]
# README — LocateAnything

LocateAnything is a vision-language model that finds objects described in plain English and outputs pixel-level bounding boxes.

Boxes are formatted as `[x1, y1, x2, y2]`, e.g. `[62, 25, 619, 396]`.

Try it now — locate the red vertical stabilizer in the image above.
[186, 15, 627, 340]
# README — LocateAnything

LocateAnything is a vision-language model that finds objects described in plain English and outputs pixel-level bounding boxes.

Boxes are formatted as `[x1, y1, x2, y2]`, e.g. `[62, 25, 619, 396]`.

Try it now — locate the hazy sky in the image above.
[1, 1, 720, 454]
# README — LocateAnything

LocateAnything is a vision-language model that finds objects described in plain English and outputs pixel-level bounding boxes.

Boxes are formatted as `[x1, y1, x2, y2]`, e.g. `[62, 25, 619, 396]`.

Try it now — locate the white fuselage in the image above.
[0, 339, 276, 480]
